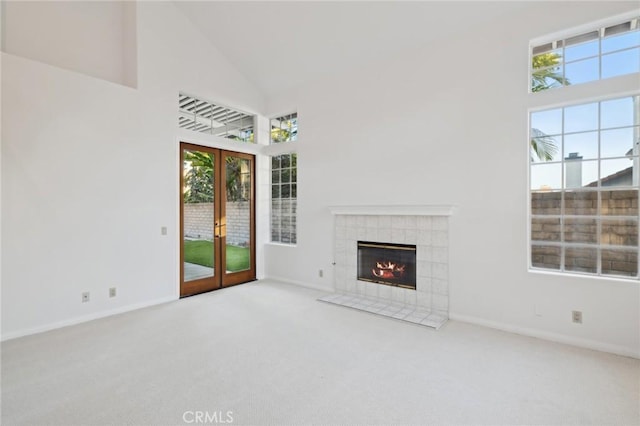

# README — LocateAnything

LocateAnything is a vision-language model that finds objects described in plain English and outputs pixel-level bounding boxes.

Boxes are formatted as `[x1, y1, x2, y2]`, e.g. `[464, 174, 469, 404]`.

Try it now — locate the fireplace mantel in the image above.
[328, 205, 455, 216]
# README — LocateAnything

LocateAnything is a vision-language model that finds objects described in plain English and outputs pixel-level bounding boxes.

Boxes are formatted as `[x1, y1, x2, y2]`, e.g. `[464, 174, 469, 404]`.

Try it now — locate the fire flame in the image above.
[372, 261, 406, 279]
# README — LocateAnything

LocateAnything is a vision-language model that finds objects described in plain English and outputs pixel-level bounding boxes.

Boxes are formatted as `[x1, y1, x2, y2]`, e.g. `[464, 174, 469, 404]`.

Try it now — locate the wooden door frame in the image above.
[179, 143, 222, 297]
[179, 142, 256, 297]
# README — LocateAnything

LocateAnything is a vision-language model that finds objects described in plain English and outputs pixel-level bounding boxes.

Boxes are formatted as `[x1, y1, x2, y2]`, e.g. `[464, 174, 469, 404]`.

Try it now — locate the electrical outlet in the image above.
[82, 292, 90, 303]
[534, 304, 542, 317]
[572, 310, 582, 324]
[161, 226, 167, 236]
[109, 287, 117, 298]
[318, 269, 323, 278]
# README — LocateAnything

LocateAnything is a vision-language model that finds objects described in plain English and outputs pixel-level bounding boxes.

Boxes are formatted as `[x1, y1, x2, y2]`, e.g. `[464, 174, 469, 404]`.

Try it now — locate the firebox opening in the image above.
[357, 241, 417, 290]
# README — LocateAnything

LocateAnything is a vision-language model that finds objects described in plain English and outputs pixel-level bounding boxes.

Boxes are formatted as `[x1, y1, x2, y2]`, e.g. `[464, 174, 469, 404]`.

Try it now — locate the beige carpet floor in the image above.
[2, 280, 639, 425]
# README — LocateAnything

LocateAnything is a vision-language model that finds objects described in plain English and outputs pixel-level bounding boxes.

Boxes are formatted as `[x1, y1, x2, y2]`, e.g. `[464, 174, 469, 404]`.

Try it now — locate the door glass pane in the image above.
[225, 156, 251, 273]
[183, 149, 215, 282]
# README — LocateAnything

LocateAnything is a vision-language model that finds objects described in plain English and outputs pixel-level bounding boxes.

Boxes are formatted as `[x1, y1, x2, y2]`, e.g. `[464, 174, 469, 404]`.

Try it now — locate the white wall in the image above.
[3, 1, 135, 87]
[265, 2, 640, 357]
[0, 0, 4, 339]
[1, 1, 264, 339]
[2, 0, 638, 358]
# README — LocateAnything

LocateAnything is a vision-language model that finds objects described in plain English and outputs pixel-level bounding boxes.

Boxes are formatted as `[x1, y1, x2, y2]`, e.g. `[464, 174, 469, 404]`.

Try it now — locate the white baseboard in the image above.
[449, 312, 639, 359]
[1, 295, 178, 342]
[263, 276, 333, 293]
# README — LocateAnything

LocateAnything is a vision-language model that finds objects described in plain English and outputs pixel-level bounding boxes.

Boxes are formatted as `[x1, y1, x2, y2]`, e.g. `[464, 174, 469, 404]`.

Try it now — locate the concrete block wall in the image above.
[226, 201, 250, 246]
[183, 203, 215, 240]
[271, 199, 297, 243]
[531, 190, 638, 276]
[184, 201, 250, 246]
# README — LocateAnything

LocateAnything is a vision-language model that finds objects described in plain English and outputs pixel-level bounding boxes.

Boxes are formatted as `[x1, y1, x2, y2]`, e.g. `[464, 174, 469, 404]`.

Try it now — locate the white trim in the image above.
[449, 312, 639, 359]
[264, 276, 333, 293]
[530, 10, 640, 48]
[177, 129, 262, 156]
[528, 67, 639, 105]
[267, 108, 298, 122]
[265, 242, 298, 248]
[528, 268, 639, 286]
[528, 84, 640, 112]
[328, 205, 456, 216]
[262, 141, 298, 156]
[178, 90, 259, 118]
[0, 296, 178, 342]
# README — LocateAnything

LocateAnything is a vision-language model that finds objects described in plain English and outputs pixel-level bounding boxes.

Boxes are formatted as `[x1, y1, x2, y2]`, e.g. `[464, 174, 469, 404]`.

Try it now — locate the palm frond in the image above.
[530, 128, 559, 162]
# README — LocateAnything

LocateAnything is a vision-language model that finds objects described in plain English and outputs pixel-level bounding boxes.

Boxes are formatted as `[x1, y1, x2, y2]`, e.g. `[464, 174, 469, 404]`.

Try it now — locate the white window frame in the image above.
[527, 11, 640, 282]
[270, 151, 297, 245]
[529, 11, 640, 94]
[269, 111, 298, 144]
[178, 92, 256, 142]
[266, 111, 299, 245]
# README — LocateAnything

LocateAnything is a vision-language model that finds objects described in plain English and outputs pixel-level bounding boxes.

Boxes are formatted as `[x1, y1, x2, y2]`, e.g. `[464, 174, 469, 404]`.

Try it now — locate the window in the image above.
[270, 111, 298, 243]
[178, 93, 254, 142]
[270, 112, 298, 143]
[271, 153, 297, 244]
[531, 17, 640, 92]
[530, 95, 639, 278]
[529, 13, 640, 280]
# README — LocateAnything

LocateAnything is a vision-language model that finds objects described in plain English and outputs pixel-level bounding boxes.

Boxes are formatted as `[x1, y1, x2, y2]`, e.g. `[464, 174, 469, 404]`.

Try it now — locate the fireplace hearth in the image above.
[357, 241, 416, 289]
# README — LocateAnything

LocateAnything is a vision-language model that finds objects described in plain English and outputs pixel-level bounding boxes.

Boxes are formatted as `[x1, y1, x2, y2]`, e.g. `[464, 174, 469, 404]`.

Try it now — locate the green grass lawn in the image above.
[184, 240, 250, 272]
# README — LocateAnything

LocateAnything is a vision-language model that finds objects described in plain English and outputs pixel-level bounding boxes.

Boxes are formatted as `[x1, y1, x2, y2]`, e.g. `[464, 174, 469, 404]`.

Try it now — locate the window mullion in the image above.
[560, 107, 566, 272]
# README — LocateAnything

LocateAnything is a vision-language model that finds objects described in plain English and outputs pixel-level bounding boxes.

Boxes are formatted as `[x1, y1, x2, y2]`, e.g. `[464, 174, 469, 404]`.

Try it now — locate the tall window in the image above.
[531, 16, 639, 92]
[530, 96, 639, 278]
[270, 111, 298, 243]
[271, 153, 297, 244]
[529, 13, 640, 280]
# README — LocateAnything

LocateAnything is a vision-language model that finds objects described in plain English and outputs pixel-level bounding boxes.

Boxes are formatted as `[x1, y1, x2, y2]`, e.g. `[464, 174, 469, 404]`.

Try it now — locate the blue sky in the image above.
[530, 29, 639, 191]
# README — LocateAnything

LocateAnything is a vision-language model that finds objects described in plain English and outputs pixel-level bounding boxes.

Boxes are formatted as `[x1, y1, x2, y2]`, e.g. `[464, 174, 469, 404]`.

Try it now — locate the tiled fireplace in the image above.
[321, 205, 453, 329]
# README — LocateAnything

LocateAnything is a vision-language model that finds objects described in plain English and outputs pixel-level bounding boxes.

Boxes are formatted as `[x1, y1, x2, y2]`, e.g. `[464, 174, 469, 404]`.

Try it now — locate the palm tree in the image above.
[531, 52, 569, 93]
[530, 52, 568, 161]
[530, 128, 559, 161]
[183, 150, 248, 202]
[183, 150, 214, 203]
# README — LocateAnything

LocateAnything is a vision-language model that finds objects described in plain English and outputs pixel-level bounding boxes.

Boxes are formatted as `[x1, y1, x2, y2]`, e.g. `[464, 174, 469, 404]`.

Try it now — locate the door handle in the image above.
[214, 223, 226, 238]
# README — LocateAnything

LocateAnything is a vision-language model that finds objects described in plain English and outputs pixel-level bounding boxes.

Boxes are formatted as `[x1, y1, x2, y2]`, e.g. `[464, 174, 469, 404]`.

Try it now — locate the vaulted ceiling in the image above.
[174, 1, 533, 96]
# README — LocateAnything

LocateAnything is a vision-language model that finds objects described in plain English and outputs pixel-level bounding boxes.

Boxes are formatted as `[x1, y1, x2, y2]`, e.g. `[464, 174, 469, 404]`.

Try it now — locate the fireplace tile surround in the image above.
[323, 206, 453, 329]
